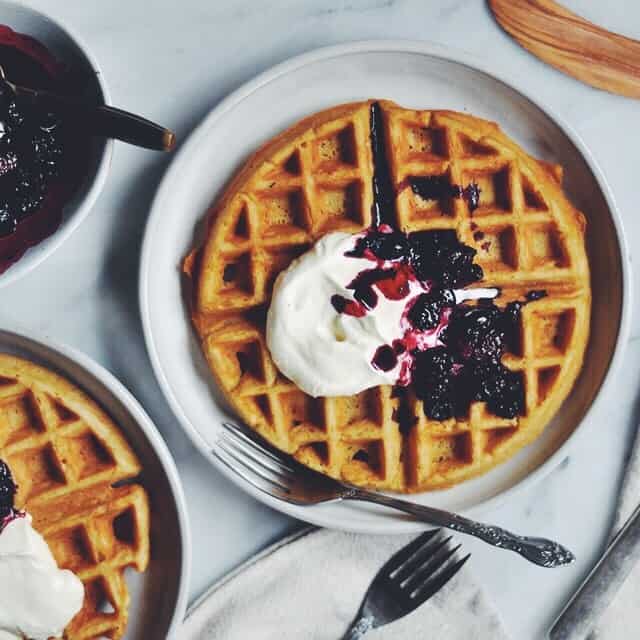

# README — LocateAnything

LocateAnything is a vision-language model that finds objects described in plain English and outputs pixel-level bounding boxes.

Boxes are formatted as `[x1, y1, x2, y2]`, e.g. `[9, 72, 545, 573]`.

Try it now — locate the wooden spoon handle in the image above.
[488, 0, 640, 98]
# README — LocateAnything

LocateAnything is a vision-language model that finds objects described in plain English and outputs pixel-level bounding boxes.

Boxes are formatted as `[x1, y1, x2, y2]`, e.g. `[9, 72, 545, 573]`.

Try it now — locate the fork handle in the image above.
[340, 615, 375, 640]
[346, 489, 574, 568]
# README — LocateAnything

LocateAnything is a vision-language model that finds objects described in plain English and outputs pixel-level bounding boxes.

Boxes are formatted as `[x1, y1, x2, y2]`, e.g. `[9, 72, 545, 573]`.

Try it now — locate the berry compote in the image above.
[335, 225, 526, 420]
[0, 458, 18, 530]
[0, 25, 88, 274]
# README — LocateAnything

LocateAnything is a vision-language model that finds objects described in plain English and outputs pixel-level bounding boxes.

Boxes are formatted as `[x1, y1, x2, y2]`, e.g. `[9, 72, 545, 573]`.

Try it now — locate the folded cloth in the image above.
[182, 528, 508, 639]
[591, 425, 640, 640]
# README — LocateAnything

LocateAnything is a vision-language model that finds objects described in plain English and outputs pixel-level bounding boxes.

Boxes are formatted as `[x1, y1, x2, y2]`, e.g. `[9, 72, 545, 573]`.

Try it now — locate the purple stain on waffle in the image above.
[409, 175, 481, 212]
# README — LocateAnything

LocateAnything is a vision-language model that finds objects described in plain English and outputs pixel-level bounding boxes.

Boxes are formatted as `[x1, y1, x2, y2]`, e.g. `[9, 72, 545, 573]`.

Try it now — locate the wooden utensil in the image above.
[488, 0, 640, 98]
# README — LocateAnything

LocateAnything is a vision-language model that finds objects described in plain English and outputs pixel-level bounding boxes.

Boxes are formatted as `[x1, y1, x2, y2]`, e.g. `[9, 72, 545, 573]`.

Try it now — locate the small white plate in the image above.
[0, 328, 190, 638]
[140, 41, 631, 534]
[0, 1, 112, 288]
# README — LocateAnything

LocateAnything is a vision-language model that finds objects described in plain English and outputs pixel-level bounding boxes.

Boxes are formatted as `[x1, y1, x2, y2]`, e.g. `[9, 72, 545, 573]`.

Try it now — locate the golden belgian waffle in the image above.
[185, 99, 591, 492]
[0, 354, 150, 639]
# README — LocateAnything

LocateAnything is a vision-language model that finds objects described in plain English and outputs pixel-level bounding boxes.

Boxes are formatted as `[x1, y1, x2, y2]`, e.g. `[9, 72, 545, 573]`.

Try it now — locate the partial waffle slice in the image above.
[186, 100, 591, 492]
[37, 484, 150, 640]
[0, 354, 150, 640]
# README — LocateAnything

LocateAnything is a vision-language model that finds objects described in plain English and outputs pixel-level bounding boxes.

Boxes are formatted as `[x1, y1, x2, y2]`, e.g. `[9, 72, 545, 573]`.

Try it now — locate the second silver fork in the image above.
[212, 422, 574, 568]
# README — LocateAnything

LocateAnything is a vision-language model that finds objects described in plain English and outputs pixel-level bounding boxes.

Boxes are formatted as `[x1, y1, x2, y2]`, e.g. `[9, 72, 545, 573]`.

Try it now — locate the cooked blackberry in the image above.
[423, 393, 455, 421]
[407, 288, 455, 330]
[408, 230, 483, 288]
[444, 305, 507, 362]
[486, 370, 525, 418]
[413, 347, 456, 420]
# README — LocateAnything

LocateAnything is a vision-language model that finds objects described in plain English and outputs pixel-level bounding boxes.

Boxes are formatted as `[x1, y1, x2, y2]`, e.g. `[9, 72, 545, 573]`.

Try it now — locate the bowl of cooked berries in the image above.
[0, 2, 112, 287]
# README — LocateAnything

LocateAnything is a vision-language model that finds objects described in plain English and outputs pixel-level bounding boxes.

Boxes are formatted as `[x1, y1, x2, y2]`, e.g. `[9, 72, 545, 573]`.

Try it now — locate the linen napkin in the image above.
[590, 424, 640, 640]
[182, 527, 508, 639]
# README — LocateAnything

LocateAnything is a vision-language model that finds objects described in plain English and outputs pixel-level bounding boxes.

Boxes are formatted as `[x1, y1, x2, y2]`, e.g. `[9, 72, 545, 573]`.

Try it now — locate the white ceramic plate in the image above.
[140, 41, 631, 534]
[0, 1, 112, 288]
[0, 328, 190, 638]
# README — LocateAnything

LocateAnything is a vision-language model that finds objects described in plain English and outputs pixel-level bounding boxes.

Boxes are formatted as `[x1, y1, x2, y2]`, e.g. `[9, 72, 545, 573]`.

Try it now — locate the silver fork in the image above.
[342, 529, 469, 639]
[213, 422, 574, 568]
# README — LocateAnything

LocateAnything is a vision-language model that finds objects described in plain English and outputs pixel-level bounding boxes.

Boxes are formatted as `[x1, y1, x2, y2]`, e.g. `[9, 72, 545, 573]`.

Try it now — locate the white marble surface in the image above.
[1, 1, 639, 638]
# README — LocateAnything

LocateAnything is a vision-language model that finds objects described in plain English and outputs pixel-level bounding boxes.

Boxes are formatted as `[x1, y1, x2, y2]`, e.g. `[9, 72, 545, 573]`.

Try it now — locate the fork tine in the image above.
[220, 428, 292, 480]
[395, 535, 452, 585]
[402, 541, 458, 592]
[381, 530, 440, 580]
[216, 437, 292, 493]
[222, 422, 295, 472]
[211, 445, 291, 501]
[410, 553, 471, 602]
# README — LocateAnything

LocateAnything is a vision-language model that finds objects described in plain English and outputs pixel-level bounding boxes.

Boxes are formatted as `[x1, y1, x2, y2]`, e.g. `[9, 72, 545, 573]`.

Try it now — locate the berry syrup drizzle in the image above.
[327, 102, 549, 423]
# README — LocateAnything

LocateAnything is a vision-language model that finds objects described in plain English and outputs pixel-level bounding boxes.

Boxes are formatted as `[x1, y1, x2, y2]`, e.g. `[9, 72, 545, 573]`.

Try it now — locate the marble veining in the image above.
[0, 1, 639, 639]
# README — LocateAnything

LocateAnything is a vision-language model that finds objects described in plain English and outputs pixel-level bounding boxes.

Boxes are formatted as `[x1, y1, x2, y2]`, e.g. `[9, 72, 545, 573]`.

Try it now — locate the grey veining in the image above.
[0, 1, 639, 639]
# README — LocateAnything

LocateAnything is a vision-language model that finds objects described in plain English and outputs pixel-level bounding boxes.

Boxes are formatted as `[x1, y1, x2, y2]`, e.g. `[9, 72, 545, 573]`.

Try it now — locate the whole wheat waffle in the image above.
[0, 354, 150, 639]
[185, 100, 591, 492]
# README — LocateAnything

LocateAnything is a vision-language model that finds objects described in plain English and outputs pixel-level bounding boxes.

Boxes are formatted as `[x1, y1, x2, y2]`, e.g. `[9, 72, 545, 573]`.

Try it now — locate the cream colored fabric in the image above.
[182, 528, 507, 639]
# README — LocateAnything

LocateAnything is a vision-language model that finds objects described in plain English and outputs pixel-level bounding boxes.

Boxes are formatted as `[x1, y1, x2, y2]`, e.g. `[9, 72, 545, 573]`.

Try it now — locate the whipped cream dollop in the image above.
[266, 231, 498, 397]
[0, 514, 84, 640]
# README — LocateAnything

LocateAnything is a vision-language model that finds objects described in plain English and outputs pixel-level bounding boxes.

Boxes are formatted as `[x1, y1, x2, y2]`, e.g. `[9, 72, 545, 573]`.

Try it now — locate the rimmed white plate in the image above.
[140, 40, 631, 534]
[0, 328, 190, 638]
